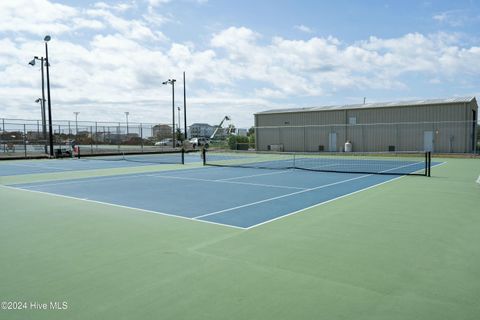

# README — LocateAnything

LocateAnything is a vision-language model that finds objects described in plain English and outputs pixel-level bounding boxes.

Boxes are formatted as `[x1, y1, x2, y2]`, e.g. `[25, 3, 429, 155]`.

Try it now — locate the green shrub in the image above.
[228, 135, 249, 150]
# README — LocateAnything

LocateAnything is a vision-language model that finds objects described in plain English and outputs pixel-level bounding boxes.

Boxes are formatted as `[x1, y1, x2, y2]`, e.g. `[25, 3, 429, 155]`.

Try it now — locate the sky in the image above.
[0, 0, 480, 128]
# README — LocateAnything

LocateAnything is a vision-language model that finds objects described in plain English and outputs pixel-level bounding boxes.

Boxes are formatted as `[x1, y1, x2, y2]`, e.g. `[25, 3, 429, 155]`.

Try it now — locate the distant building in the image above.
[235, 128, 248, 136]
[188, 123, 215, 138]
[152, 124, 172, 139]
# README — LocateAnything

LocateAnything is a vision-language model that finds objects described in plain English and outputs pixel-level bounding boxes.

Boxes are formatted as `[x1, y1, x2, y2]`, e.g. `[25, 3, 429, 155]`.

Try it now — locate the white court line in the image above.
[195, 160, 430, 221]
[14, 173, 151, 189]
[146, 174, 306, 190]
[193, 174, 371, 219]
[248, 161, 447, 229]
[6, 159, 446, 231]
[476, 175, 480, 185]
[216, 170, 292, 181]
[246, 175, 404, 229]
[245, 161, 447, 229]
[1, 185, 245, 230]
[5, 162, 73, 171]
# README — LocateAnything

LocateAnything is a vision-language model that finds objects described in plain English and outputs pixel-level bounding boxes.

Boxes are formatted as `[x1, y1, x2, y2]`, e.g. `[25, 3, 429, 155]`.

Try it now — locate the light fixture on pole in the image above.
[29, 56, 47, 155]
[162, 79, 176, 148]
[125, 112, 130, 135]
[73, 112, 80, 134]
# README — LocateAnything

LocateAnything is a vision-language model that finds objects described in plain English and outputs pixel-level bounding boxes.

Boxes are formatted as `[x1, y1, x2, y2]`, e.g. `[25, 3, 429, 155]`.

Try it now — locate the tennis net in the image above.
[203, 149, 431, 176]
[78, 149, 185, 165]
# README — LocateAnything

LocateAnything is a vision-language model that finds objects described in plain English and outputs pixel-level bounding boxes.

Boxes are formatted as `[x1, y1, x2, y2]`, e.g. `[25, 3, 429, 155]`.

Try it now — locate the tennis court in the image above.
[0, 151, 203, 176]
[1, 152, 479, 320]
[6, 151, 438, 229]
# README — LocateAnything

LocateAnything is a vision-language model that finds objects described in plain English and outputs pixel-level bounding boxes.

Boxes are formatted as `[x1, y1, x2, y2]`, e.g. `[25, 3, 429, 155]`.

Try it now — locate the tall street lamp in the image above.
[44, 35, 54, 156]
[162, 79, 176, 148]
[29, 56, 47, 154]
[73, 112, 80, 134]
[125, 112, 130, 135]
[183, 71, 187, 140]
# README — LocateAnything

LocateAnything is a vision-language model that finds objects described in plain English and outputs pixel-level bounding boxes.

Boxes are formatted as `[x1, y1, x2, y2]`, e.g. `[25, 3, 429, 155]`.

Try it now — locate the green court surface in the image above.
[1, 157, 479, 319]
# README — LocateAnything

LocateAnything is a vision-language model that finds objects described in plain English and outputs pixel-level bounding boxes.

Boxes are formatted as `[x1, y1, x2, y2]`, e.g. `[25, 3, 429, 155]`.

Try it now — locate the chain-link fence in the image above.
[0, 118, 185, 159]
[1, 119, 478, 159]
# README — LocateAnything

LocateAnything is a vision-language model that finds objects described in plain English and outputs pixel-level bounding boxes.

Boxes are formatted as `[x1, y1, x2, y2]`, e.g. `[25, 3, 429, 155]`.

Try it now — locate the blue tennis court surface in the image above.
[9, 165, 421, 229]
[0, 152, 204, 176]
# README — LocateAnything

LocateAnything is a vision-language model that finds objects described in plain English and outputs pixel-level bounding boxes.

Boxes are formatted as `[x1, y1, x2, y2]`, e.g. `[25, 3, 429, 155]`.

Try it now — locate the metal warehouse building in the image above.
[255, 97, 478, 153]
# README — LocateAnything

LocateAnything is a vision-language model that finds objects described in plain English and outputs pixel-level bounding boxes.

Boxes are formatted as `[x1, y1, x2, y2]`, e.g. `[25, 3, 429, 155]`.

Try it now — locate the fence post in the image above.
[58, 124, 61, 150]
[140, 123, 144, 152]
[90, 126, 93, 154]
[117, 123, 121, 152]
[95, 122, 98, 151]
[23, 124, 27, 158]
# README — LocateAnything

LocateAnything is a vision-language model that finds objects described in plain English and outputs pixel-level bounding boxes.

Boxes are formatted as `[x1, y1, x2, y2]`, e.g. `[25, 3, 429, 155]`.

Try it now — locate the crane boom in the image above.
[210, 116, 231, 139]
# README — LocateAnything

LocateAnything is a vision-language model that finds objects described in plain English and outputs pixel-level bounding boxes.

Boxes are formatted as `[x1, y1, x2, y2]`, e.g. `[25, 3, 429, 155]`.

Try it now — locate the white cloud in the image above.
[1, 2, 480, 127]
[143, 7, 172, 26]
[0, 0, 81, 35]
[211, 26, 261, 52]
[433, 9, 477, 27]
[86, 8, 167, 42]
[93, 2, 135, 12]
[148, 0, 171, 7]
[294, 24, 313, 33]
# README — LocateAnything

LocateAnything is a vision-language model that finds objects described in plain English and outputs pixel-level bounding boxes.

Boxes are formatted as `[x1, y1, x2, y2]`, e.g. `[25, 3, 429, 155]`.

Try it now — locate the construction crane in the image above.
[210, 116, 231, 140]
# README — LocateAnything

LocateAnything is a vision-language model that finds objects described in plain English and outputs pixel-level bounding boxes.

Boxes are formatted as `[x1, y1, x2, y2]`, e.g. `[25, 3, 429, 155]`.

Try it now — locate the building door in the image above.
[329, 132, 337, 152]
[424, 131, 434, 152]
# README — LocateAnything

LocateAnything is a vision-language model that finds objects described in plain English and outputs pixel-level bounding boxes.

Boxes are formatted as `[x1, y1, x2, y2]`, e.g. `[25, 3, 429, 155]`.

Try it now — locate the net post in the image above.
[424, 152, 427, 176]
[181, 148, 185, 164]
[428, 152, 431, 177]
[202, 147, 206, 166]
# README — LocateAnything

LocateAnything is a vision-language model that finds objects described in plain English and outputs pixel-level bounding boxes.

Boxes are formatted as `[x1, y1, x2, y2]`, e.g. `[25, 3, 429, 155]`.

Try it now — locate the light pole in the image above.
[44, 35, 54, 156]
[162, 79, 176, 148]
[183, 71, 187, 140]
[74, 112, 80, 134]
[125, 112, 129, 135]
[29, 56, 47, 154]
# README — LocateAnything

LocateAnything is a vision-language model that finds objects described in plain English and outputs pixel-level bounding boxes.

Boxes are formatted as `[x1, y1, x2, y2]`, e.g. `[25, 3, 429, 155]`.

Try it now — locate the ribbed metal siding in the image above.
[255, 101, 477, 152]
